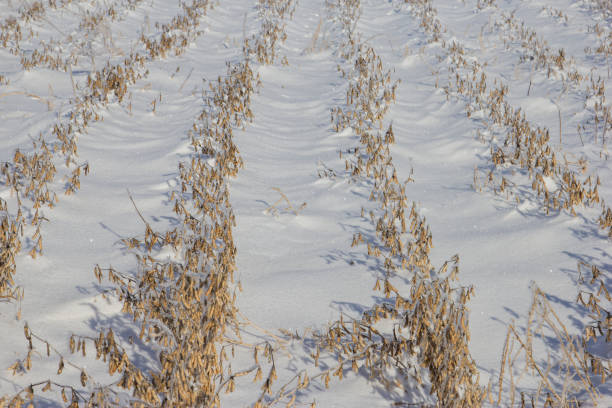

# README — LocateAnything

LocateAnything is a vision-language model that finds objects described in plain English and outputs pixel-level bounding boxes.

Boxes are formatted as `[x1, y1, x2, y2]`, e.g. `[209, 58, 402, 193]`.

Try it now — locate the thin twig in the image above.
[126, 189, 149, 226]
[178, 67, 194, 92]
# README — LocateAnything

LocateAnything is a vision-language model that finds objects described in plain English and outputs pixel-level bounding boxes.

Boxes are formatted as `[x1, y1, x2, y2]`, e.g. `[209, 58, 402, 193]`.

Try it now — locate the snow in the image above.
[0, 0, 610, 406]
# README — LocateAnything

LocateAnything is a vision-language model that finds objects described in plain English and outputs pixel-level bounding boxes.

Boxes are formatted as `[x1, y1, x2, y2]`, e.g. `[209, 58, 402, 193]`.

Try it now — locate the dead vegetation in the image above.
[19, 0, 145, 71]
[0, 0, 609, 407]
[451, 42, 599, 217]
[482, 0, 612, 160]
[0, 0, 223, 302]
[264, 188, 307, 217]
[402, 0, 611, 404]
[497, 282, 610, 407]
[1, 0, 297, 407]
[306, 2, 484, 406]
[465, 1, 612, 233]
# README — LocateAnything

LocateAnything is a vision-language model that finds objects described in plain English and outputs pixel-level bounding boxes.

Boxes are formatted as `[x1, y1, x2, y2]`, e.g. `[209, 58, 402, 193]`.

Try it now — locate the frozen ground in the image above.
[0, 0, 610, 406]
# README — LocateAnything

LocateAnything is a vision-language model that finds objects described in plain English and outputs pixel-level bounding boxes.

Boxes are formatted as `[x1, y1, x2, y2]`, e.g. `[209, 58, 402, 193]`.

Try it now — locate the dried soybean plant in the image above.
[576, 262, 611, 365]
[584, 75, 612, 148]
[324, 0, 362, 59]
[0, 0, 219, 305]
[2, 323, 125, 408]
[244, 0, 296, 65]
[586, 0, 612, 22]
[480, 1, 611, 155]
[540, 6, 569, 24]
[400, 1, 611, 405]
[585, 22, 612, 80]
[260, 1, 610, 406]
[489, 10, 581, 86]
[262, 1, 485, 407]
[0, 0, 74, 50]
[264, 188, 306, 217]
[400, 2, 611, 404]
[0, 198, 23, 303]
[400, 0, 612, 239]
[19, 0, 146, 71]
[497, 283, 610, 407]
[2, 0, 297, 406]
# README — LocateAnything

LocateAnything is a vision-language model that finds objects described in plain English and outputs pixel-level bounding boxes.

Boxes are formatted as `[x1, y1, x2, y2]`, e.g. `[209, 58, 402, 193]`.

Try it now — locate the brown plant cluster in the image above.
[324, 0, 362, 59]
[1, 0, 610, 407]
[497, 283, 610, 407]
[540, 6, 569, 24]
[487, 7, 611, 157]
[305, 1, 484, 406]
[470, 3, 612, 234]
[403, 2, 612, 241]
[492, 11, 581, 86]
[19, 0, 145, 71]
[0, 0, 83, 51]
[140, 0, 212, 59]
[576, 262, 611, 353]
[436, 25, 608, 229]
[586, 21, 612, 79]
[245, 0, 296, 65]
[1, 0, 297, 407]
[0, 198, 23, 303]
[0, 0, 226, 302]
[399, 1, 612, 235]
[585, 0, 612, 64]
[402, 0, 611, 404]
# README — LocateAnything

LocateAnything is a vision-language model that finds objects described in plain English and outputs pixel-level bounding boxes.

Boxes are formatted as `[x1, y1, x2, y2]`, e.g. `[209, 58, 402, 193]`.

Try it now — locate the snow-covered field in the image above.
[0, 0, 610, 406]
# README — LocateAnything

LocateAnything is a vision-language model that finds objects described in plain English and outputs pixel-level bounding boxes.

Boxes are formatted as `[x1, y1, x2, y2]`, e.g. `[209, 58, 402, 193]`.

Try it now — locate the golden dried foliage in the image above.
[0, 198, 23, 303]
[297, 1, 484, 407]
[3, 1, 610, 407]
[399, 0, 612, 238]
[497, 284, 610, 407]
[0, 0, 230, 303]
[398, 1, 612, 405]
[3, 0, 297, 407]
[264, 188, 306, 217]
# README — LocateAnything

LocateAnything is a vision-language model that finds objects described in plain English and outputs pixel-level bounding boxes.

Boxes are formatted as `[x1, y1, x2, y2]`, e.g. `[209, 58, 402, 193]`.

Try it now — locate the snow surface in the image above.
[0, 0, 610, 406]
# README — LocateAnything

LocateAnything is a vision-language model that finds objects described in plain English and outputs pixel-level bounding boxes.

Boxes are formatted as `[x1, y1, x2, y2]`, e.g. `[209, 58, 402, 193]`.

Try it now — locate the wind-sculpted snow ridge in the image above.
[0, 0, 216, 303]
[0, 0, 609, 407]
[217, 0, 482, 406]
[398, 0, 610, 405]
[307, 1, 484, 406]
[403, 0, 612, 237]
[235, 0, 610, 406]
[1, 0, 297, 406]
